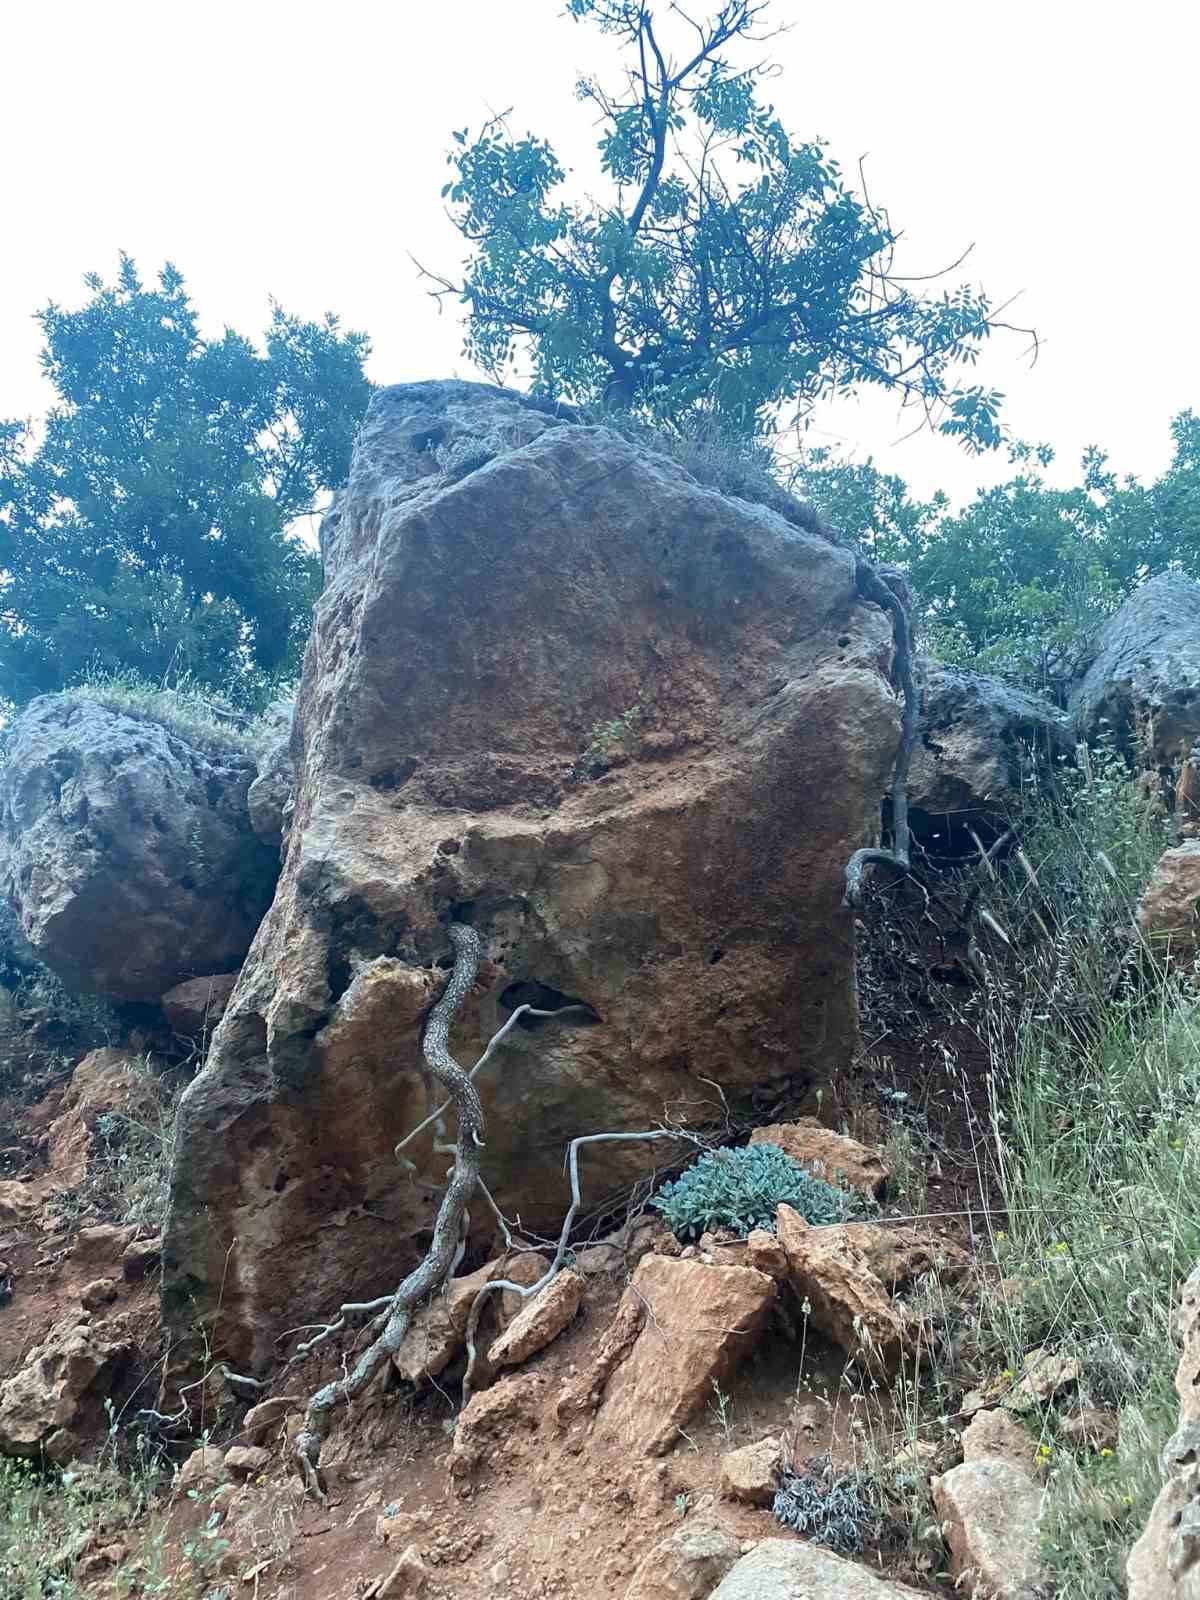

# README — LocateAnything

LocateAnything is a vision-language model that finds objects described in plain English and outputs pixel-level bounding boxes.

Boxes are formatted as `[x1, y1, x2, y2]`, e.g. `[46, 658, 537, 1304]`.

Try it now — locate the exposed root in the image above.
[294, 923, 485, 1498]
[844, 559, 922, 909]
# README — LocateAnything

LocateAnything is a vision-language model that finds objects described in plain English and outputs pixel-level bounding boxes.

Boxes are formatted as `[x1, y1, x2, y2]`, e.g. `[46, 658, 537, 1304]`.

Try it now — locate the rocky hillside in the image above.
[1, 382, 1198, 1600]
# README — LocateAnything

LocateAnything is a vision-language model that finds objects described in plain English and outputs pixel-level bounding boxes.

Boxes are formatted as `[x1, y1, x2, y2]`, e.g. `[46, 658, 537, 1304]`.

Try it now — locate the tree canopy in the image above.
[429, 0, 1031, 446]
[0, 257, 372, 708]
[792, 412, 1200, 697]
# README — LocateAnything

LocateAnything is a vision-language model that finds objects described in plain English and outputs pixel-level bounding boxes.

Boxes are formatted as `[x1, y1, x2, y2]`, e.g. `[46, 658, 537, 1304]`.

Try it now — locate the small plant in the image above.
[772, 1457, 883, 1553]
[650, 1142, 865, 1241]
[576, 703, 644, 775]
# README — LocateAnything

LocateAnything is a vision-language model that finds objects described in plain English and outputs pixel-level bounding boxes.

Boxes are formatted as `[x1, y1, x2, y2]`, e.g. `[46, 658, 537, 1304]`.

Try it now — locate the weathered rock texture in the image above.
[0, 1312, 132, 1460]
[625, 1521, 742, 1599]
[246, 699, 296, 850]
[933, 1461, 1046, 1599]
[163, 380, 901, 1375]
[1128, 1260, 1200, 1600]
[591, 1255, 775, 1455]
[749, 1118, 889, 1198]
[710, 1539, 929, 1600]
[908, 660, 1069, 850]
[0, 695, 278, 999]
[1136, 841, 1200, 961]
[160, 974, 239, 1037]
[1070, 574, 1200, 764]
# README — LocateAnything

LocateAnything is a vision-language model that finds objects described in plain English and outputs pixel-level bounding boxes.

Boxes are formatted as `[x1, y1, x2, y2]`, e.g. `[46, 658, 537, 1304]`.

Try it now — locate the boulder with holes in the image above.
[162, 378, 904, 1381]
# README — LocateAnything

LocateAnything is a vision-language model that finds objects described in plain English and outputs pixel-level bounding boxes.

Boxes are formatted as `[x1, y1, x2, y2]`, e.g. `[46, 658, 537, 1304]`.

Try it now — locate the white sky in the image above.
[3, 0, 1197, 506]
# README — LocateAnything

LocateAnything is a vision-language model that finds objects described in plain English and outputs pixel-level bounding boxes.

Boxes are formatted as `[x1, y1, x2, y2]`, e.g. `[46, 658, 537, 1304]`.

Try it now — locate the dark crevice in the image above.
[498, 979, 601, 1031]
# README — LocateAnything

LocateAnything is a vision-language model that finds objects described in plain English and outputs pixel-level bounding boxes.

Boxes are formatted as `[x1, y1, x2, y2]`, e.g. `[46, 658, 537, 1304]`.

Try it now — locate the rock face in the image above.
[710, 1539, 929, 1599]
[1070, 574, 1200, 764]
[0, 695, 278, 1000]
[246, 699, 296, 850]
[908, 661, 1069, 851]
[1136, 842, 1200, 960]
[163, 380, 902, 1375]
[1128, 1261, 1200, 1600]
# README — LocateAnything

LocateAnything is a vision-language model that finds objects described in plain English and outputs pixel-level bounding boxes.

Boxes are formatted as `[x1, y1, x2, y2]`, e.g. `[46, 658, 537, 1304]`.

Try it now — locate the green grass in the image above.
[60, 669, 259, 757]
[968, 749, 1197, 1598]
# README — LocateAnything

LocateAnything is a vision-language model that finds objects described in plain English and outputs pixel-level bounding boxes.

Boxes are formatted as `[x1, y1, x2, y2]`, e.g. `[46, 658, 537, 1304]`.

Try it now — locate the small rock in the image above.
[377, 1507, 418, 1544]
[625, 1521, 741, 1598]
[177, 1446, 228, 1490]
[43, 1427, 79, 1464]
[488, 1269, 584, 1368]
[224, 1444, 271, 1479]
[720, 1436, 783, 1505]
[240, 1396, 294, 1444]
[210, 1482, 242, 1517]
[750, 1119, 889, 1198]
[933, 1460, 1047, 1598]
[77, 1541, 128, 1578]
[380, 1543, 428, 1594]
[0, 1181, 37, 1225]
[745, 1230, 788, 1280]
[775, 1204, 910, 1372]
[892, 1437, 944, 1476]
[1058, 1407, 1119, 1452]
[1009, 1347, 1080, 1409]
[71, 1224, 137, 1270]
[499, 1251, 553, 1320]
[80, 1276, 118, 1311]
[961, 1409, 1038, 1474]
[121, 1235, 162, 1281]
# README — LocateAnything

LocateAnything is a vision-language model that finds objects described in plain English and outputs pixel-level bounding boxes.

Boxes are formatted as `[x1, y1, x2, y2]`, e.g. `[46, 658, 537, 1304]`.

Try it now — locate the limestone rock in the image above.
[0, 1181, 37, 1225]
[595, 1255, 775, 1456]
[1128, 1260, 1200, 1600]
[749, 1119, 888, 1198]
[1137, 842, 1200, 961]
[933, 1461, 1046, 1598]
[64, 1048, 159, 1126]
[0, 1313, 132, 1458]
[246, 699, 296, 850]
[625, 1521, 742, 1598]
[908, 661, 1069, 848]
[224, 1444, 271, 1478]
[1058, 1407, 1119, 1453]
[240, 1397, 294, 1445]
[835, 1222, 970, 1291]
[488, 1268, 584, 1368]
[391, 1252, 547, 1384]
[0, 695, 277, 1000]
[745, 1230, 788, 1280]
[710, 1538, 930, 1599]
[177, 1446, 228, 1490]
[161, 974, 239, 1038]
[449, 1372, 542, 1482]
[775, 1204, 909, 1372]
[122, 1236, 162, 1281]
[720, 1437, 783, 1505]
[79, 1277, 118, 1311]
[961, 1409, 1038, 1474]
[1070, 573, 1200, 762]
[164, 379, 902, 1377]
[71, 1223, 138, 1271]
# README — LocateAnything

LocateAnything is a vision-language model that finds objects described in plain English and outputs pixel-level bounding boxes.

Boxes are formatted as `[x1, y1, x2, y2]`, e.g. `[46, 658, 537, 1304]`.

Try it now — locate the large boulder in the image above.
[1128, 1260, 1200, 1600]
[0, 695, 278, 1000]
[163, 380, 902, 1376]
[1070, 574, 1200, 765]
[908, 660, 1069, 853]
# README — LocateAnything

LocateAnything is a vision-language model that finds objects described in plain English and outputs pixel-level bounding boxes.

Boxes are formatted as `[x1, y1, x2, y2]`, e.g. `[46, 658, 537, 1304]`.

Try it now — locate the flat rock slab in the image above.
[596, 1254, 775, 1456]
[710, 1538, 931, 1599]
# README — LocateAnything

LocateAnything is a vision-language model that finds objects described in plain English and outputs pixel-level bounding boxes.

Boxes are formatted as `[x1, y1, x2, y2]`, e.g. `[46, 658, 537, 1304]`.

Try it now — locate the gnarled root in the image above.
[294, 923, 484, 1498]
[844, 558, 922, 909]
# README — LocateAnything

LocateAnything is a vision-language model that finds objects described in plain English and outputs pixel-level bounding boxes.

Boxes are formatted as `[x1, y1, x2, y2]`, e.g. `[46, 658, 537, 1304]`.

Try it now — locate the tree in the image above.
[427, 0, 1031, 447]
[0, 257, 373, 708]
[792, 415, 1200, 698]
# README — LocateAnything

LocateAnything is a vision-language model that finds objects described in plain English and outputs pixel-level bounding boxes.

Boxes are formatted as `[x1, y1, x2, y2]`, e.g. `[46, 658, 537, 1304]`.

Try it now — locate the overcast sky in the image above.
[3, 0, 1197, 506]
